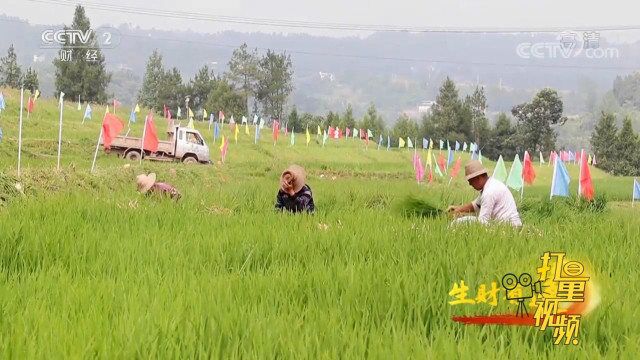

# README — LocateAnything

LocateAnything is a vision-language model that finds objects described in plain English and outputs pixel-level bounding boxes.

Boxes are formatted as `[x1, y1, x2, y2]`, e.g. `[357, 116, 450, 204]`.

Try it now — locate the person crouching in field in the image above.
[275, 164, 315, 213]
[137, 173, 182, 201]
[447, 160, 522, 227]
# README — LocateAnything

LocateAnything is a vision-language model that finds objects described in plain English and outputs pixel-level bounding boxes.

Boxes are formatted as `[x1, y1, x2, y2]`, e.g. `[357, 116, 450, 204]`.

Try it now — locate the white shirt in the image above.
[471, 177, 522, 227]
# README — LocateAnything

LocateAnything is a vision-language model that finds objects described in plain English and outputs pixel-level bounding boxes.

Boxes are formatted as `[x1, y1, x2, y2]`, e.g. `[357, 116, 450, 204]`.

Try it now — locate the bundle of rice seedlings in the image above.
[397, 195, 443, 218]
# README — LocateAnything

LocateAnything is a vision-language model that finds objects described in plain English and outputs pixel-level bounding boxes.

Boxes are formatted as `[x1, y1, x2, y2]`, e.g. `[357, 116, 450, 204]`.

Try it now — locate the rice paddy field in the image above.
[0, 88, 639, 359]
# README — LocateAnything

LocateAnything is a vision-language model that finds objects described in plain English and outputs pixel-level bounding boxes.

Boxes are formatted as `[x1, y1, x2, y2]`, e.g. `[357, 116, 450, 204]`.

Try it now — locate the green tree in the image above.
[138, 50, 165, 110]
[423, 77, 472, 142]
[256, 50, 293, 120]
[614, 117, 640, 175]
[157, 67, 186, 114]
[0, 44, 22, 88]
[286, 106, 302, 132]
[359, 103, 386, 135]
[299, 112, 316, 131]
[53, 5, 110, 102]
[189, 65, 217, 110]
[226, 43, 260, 112]
[483, 112, 516, 160]
[466, 86, 490, 145]
[340, 104, 356, 129]
[590, 112, 619, 173]
[204, 79, 245, 119]
[326, 111, 340, 127]
[391, 114, 419, 144]
[22, 67, 39, 93]
[511, 88, 566, 153]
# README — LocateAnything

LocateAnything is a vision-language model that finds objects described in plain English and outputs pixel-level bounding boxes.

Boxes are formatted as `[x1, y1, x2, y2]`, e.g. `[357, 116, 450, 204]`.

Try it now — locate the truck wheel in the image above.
[182, 156, 198, 164]
[126, 150, 141, 161]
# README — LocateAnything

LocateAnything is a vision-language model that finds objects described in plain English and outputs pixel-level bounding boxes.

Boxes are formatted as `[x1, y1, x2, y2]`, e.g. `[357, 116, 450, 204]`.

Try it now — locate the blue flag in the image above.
[422, 138, 428, 149]
[0, 127, 3, 142]
[83, 104, 92, 121]
[129, 110, 136, 123]
[634, 178, 640, 201]
[447, 147, 454, 166]
[551, 158, 571, 198]
[213, 122, 220, 142]
[471, 150, 478, 161]
[0, 92, 5, 111]
[455, 141, 460, 151]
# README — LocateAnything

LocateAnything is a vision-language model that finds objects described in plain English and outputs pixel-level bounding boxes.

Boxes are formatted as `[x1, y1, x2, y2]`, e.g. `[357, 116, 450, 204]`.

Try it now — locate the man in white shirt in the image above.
[447, 160, 522, 227]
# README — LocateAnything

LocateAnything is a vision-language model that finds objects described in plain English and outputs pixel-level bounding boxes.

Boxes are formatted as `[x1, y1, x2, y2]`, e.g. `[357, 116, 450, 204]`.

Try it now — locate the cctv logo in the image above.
[41, 29, 94, 48]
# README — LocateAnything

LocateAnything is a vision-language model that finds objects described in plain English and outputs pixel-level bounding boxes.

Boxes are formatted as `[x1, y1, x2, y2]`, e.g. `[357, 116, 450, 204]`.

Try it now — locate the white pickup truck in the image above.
[105, 125, 211, 164]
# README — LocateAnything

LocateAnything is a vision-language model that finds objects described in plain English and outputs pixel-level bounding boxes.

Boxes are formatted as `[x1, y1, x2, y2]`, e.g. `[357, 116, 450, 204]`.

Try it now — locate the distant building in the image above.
[32, 54, 45, 63]
[418, 101, 436, 115]
[318, 72, 335, 82]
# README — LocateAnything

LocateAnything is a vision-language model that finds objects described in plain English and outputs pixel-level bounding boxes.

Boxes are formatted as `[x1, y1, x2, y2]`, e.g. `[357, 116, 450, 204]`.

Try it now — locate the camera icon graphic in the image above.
[502, 273, 543, 317]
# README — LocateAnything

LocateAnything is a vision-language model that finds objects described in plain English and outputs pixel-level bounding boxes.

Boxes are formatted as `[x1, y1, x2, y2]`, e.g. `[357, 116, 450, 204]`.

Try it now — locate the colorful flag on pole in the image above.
[506, 154, 524, 191]
[578, 149, 595, 200]
[213, 122, 220, 142]
[434, 154, 444, 177]
[27, 96, 35, 113]
[0, 92, 5, 112]
[273, 120, 280, 143]
[34, 89, 40, 101]
[550, 158, 570, 198]
[317, 125, 322, 136]
[242, 116, 248, 124]
[220, 136, 229, 163]
[447, 147, 453, 166]
[523, 151, 536, 185]
[387, 135, 390, 150]
[367, 129, 373, 139]
[426, 148, 433, 167]
[414, 154, 425, 183]
[254, 122, 260, 144]
[455, 141, 460, 151]
[134, 104, 141, 113]
[306, 127, 311, 145]
[322, 130, 328, 146]
[492, 155, 508, 182]
[439, 139, 444, 150]
[177, 107, 182, 119]
[112, 99, 121, 112]
[633, 178, 640, 204]
[407, 137, 413, 148]
[234, 123, 240, 143]
[398, 137, 405, 148]
[378, 134, 383, 149]
[450, 157, 462, 178]
[437, 153, 447, 174]
[188, 108, 194, 119]
[539, 151, 545, 165]
[101, 113, 125, 149]
[129, 109, 136, 123]
[143, 114, 159, 152]
[83, 104, 92, 122]
[187, 118, 194, 129]
[422, 138, 428, 149]
[290, 127, 295, 146]
[253, 115, 258, 125]
[463, 142, 467, 152]
[202, 109, 208, 120]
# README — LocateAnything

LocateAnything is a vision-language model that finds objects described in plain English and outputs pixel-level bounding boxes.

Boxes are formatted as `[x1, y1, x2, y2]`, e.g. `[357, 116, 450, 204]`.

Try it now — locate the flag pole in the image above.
[91, 126, 103, 173]
[56, 92, 65, 171]
[17, 87, 24, 177]
[140, 114, 148, 164]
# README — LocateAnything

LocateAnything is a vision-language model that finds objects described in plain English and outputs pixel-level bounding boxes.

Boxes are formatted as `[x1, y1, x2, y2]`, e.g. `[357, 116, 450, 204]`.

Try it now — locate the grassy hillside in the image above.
[0, 88, 639, 358]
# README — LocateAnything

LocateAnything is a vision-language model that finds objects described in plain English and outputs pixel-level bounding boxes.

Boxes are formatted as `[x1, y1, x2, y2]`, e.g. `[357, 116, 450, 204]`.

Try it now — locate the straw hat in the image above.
[280, 164, 306, 194]
[464, 160, 488, 180]
[136, 173, 156, 193]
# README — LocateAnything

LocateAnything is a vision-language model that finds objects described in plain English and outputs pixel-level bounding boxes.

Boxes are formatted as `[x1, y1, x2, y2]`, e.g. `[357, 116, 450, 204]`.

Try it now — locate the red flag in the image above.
[579, 150, 595, 200]
[219, 111, 225, 122]
[143, 114, 159, 152]
[113, 99, 121, 111]
[272, 120, 280, 142]
[450, 157, 462, 178]
[27, 96, 35, 113]
[102, 113, 125, 149]
[522, 151, 536, 185]
[437, 153, 446, 173]
[328, 126, 335, 138]
[346, 128, 351, 138]
[360, 129, 365, 140]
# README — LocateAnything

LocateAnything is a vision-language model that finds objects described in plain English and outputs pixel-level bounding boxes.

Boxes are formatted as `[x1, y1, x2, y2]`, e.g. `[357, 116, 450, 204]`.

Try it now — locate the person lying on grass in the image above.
[275, 164, 315, 213]
[446, 160, 522, 227]
[136, 172, 181, 201]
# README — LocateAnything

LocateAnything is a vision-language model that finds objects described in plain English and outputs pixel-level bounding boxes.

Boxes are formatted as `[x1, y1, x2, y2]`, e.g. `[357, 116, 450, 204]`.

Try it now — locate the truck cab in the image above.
[172, 126, 210, 164]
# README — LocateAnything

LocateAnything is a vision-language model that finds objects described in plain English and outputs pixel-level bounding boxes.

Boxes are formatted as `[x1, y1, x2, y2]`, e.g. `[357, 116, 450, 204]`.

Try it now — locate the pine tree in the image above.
[53, 5, 110, 102]
[138, 50, 165, 110]
[614, 117, 640, 175]
[467, 86, 490, 144]
[0, 44, 22, 88]
[391, 114, 419, 142]
[484, 112, 516, 160]
[204, 79, 245, 119]
[189, 65, 217, 110]
[340, 104, 356, 129]
[227, 43, 259, 112]
[287, 106, 301, 132]
[255, 50, 293, 119]
[425, 77, 472, 142]
[157, 67, 186, 113]
[22, 67, 39, 93]
[590, 112, 619, 173]
[359, 103, 385, 135]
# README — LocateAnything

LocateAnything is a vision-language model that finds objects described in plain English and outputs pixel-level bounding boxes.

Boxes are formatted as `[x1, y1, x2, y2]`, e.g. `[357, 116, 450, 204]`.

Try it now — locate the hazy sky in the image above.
[3, 0, 639, 38]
